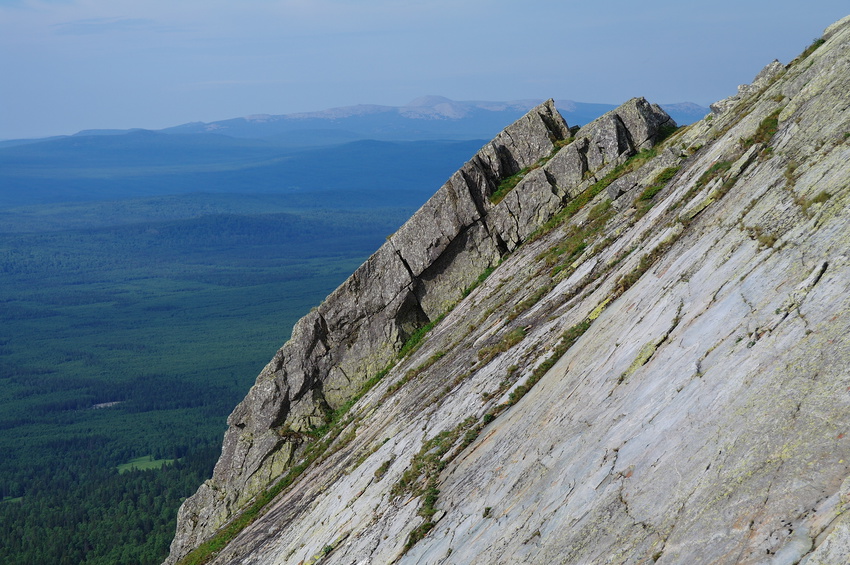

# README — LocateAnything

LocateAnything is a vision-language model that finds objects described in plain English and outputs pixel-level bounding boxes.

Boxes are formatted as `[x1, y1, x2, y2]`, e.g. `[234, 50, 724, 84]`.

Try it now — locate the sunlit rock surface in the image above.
[167, 15, 850, 565]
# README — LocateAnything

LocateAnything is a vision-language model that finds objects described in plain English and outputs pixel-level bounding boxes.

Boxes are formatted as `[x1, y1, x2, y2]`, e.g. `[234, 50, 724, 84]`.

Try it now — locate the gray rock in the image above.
[544, 137, 590, 195]
[577, 97, 676, 171]
[157, 16, 850, 563]
[164, 94, 679, 564]
[165, 98, 586, 562]
[710, 59, 785, 115]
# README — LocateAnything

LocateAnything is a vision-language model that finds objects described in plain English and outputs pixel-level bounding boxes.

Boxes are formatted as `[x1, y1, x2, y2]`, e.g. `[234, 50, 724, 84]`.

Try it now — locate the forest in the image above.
[0, 193, 426, 564]
[0, 90, 696, 563]
[0, 127, 494, 563]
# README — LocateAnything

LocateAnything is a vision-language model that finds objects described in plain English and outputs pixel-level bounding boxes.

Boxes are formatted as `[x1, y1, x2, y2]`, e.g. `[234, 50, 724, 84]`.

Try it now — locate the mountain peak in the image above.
[404, 94, 456, 108]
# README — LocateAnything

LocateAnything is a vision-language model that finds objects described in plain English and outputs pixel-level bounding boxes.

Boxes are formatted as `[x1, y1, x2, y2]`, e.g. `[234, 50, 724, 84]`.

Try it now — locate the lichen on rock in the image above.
[165, 14, 850, 565]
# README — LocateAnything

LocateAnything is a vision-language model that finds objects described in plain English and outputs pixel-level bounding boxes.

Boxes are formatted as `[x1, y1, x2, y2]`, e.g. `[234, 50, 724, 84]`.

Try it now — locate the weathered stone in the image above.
[605, 169, 640, 200]
[613, 97, 677, 149]
[489, 167, 561, 247]
[166, 16, 850, 565]
[165, 98, 583, 561]
[577, 97, 676, 171]
[710, 59, 785, 115]
[544, 137, 589, 195]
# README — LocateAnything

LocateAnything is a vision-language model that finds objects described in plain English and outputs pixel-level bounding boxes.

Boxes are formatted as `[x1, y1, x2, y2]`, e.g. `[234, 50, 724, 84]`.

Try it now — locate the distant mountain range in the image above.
[161, 96, 707, 143]
[1, 96, 709, 148]
[0, 97, 708, 209]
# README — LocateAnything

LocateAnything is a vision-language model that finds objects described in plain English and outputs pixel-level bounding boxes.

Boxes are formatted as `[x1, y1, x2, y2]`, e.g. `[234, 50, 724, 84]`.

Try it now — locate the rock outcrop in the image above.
[166, 97, 675, 561]
[167, 14, 850, 565]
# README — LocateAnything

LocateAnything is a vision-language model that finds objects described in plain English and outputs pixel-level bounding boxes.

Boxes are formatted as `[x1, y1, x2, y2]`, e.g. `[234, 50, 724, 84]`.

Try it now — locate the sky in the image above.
[1, 1, 847, 140]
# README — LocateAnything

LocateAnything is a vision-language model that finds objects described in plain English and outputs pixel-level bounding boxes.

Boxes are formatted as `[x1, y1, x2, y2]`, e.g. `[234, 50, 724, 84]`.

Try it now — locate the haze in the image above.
[1, 0, 847, 140]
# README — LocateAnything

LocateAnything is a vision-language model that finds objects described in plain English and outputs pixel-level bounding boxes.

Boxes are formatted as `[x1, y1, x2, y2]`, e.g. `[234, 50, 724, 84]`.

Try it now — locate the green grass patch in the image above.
[797, 190, 831, 217]
[490, 165, 535, 205]
[635, 166, 681, 218]
[462, 265, 496, 297]
[392, 415, 482, 552]
[534, 190, 616, 283]
[745, 108, 783, 147]
[489, 141, 574, 205]
[792, 37, 826, 65]
[373, 457, 394, 481]
[810, 191, 832, 205]
[614, 233, 680, 296]
[481, 317, 595, 428]
[638, 167, 680, 202]
[117, 455, 175, 474]
[508, 283, 555, 321]
[677, 159, 732, 210]
[384, 351, 447, 398]
[809, 191, 831, 205]
[477, 327, 527, 365]
[399, 313, 448, 358]
[505, 318, 592, 406]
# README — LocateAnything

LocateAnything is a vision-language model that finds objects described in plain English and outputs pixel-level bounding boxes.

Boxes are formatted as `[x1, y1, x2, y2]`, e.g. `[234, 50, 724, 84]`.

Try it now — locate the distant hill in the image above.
[0, 97, 708, 149]
[0, 97, 708, 209]
[160, 96, 708, 144]
[0, 135, 484, 209]
[164, 17, 850, 565]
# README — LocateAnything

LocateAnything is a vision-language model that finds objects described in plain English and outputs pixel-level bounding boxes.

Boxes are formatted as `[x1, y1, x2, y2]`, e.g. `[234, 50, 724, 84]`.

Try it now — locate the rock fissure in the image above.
[617, 480, 652, 534]
[391, 246, 418, 284]
[458, 166, 490, 223]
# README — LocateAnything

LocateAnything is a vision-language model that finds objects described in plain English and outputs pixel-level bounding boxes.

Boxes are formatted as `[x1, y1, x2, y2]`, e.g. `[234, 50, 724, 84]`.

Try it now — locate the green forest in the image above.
[0, 197, 417, 564]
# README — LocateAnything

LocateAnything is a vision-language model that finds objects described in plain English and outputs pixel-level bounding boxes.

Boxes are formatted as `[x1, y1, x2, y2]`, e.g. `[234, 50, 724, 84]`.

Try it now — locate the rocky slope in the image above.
[167, 14, 850, 565]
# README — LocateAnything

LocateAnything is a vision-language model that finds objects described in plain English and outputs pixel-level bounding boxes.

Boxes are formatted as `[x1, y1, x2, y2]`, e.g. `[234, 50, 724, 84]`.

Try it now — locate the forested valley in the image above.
[0, 196, 425, 563]
[0, 123, 494, 563]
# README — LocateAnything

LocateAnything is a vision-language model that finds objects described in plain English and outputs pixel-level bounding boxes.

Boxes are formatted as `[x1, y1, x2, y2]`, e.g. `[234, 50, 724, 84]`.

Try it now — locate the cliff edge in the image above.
[168, 14, 850, 565]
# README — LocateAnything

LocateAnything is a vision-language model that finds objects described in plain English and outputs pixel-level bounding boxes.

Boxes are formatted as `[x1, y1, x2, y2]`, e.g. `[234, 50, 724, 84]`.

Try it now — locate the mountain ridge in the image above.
[160, 97, 705, 143]
[167, 14, 850, 565]
[0, 98, 708, 148]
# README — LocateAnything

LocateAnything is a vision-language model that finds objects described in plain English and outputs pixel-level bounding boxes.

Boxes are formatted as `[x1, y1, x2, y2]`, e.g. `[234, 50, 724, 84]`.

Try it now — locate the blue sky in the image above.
[1, 1, 847, 139]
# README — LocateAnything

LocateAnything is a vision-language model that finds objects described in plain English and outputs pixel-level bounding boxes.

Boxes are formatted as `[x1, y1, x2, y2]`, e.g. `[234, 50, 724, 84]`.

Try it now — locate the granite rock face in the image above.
[166, 14, 850, 565]
[165, 97, 674, 562]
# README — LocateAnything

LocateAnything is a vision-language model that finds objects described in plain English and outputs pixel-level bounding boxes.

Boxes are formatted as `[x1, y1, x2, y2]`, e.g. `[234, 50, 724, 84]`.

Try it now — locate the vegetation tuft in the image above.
[614, 234, 680, 296]
[392, 416, 480, 550]
[630, 165, 681, 219]
[489, 140, 574, 205]
[533, 190, 616, 285]
[477, 327, 527, 365]
[744, 108, 783, 148]
[384, 351, 446, 398]
[674, 159, 733, 221]
[399, 313, 448, 359]
[792, 37, 826, 65]
[463, 265, 497, 297]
